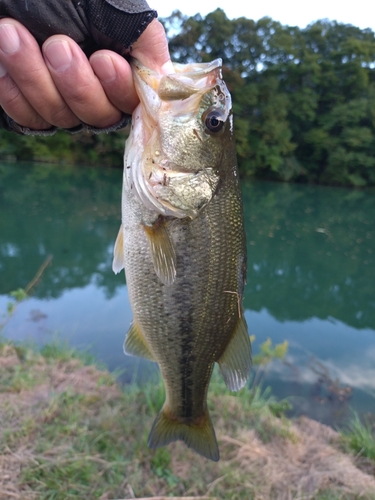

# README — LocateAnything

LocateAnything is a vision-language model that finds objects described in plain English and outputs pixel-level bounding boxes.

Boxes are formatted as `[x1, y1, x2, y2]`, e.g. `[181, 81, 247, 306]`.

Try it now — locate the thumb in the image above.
[131, 19, 173, 74]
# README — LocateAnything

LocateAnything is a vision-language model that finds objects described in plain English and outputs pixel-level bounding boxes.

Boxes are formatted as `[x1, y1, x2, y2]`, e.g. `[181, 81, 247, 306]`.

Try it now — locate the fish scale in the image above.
[113, 58, 252, 461]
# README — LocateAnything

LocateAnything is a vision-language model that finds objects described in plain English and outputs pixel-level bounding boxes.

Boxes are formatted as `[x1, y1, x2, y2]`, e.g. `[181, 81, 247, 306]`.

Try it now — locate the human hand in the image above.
[0, 18, 172, 132]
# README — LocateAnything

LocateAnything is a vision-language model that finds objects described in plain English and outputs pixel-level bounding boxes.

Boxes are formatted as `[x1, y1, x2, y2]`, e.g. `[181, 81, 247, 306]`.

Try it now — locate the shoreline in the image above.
[1, 339, 375, 499]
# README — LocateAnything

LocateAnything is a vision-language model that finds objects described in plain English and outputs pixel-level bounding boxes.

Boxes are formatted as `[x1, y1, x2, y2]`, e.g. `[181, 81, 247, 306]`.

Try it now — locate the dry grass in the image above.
[1, 342, 375, 500]
[218, 419, 375, 499]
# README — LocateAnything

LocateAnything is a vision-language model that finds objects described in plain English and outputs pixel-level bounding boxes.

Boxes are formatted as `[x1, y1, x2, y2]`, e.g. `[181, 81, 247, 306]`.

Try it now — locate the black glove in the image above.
[0, 0, 157, 55]
[0, 0, 157, 134]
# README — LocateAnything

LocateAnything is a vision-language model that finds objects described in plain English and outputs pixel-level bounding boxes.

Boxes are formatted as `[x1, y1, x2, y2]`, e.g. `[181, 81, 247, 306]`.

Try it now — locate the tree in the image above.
[165, 11, 375, 186]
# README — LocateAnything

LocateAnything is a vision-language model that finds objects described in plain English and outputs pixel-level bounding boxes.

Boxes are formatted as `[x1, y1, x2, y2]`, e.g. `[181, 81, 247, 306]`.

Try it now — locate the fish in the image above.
[113, 58, 251, 462]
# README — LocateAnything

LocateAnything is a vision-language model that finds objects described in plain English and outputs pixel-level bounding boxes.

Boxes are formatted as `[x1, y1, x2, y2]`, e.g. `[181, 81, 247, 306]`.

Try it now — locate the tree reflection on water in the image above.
[242, 181, 375, 330]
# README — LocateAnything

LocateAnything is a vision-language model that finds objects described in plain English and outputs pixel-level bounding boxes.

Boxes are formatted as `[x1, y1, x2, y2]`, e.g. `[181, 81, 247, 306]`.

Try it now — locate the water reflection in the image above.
[0, 162, 122, 298]
[242, 182, 375, 330]
[1, 162, 374, 424]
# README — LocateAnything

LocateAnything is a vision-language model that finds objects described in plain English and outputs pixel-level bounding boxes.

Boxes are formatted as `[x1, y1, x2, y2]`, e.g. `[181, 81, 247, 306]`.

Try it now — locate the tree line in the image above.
[1, 9, 375, 186]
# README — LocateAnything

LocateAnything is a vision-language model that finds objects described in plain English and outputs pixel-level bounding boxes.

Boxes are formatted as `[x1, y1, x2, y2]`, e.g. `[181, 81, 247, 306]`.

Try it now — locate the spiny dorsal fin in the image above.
[143, 219, 176, 285]
[148, 405, 219, 462]
[218, 315, 252, 392]
[112, 224, 125, 274]
[124, 322, 155, 361]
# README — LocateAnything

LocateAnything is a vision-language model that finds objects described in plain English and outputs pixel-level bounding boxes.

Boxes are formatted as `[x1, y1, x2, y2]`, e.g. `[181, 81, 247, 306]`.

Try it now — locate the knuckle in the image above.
[0, 79, 22, 109]
[16, 65, 46, 89]
[66, 80, 93, 106]
[44, 104, 78, 128]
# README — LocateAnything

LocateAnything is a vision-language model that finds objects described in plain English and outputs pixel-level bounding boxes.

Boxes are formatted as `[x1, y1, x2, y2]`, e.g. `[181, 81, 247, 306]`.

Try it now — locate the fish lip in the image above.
[131, 57, 223, 78]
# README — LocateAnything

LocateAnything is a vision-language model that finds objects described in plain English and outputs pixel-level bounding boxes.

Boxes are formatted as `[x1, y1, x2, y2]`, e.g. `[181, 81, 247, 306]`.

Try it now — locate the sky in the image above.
[153, 0, 375, 32]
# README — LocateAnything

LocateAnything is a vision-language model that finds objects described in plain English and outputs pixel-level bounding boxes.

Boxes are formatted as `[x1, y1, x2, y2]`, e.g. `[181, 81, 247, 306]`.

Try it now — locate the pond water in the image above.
[1, 161, 374, 426]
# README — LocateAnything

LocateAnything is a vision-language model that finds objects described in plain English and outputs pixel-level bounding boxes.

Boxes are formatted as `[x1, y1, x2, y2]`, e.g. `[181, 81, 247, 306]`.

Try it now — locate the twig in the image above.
[0, 490, 22, 499]
[25, 255, 53, 294]
[224, 290, 242, 318]
[220, 435, 244, 447]
[205, 474, 228, 496]
[126, 483, 135, 498]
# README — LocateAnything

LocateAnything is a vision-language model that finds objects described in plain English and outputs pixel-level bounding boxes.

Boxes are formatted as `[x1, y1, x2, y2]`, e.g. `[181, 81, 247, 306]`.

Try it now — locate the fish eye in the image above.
[204, 111, 224, 133]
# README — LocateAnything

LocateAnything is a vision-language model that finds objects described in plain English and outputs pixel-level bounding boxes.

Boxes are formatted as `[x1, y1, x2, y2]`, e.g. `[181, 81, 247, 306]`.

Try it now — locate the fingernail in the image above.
[0, 24, 20, 54]
[91, 54, 117, 83]
[0, 60, 7, 78]
[44, 39, 72, 72]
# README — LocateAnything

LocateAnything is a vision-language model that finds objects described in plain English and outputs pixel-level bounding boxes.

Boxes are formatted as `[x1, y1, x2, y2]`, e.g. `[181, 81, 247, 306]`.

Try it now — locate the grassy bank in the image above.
[1, 339, 375, 500]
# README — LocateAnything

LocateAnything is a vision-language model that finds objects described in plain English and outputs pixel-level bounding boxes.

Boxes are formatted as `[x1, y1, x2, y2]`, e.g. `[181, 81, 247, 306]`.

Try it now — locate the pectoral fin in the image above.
[124, 322, 155, 361]
[143, 219, 176, 285]
[218, 316, 252, 392]
[112, 224, 125, 274]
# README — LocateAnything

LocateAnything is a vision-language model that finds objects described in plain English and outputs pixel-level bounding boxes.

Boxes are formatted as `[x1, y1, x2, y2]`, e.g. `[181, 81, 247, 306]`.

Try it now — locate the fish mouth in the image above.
[131, 58, 224, 112]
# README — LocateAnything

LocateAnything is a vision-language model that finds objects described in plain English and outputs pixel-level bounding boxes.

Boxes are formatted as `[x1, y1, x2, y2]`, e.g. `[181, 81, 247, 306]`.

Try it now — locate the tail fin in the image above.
[148, 406, 219, 462]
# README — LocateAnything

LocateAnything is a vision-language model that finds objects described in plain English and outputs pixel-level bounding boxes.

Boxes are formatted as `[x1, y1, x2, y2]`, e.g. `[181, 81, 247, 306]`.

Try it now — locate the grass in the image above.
[340, 411, 375, 484]
[341, 413, 375, 460]
[1, 339, 375, 500]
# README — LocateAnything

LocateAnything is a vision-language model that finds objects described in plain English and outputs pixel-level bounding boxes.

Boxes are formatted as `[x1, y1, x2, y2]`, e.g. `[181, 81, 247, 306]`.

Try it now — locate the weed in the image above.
[341, 412, 375, 460]
[40, 340, 97, 366]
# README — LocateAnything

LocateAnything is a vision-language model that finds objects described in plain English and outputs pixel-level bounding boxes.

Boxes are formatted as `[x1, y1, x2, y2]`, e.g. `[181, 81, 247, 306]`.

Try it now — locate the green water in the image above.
[1, 162, 374, 425]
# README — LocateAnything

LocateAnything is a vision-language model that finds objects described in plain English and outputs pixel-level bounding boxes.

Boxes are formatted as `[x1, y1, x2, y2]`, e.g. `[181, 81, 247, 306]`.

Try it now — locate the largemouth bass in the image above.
[113, 58, 251, 462]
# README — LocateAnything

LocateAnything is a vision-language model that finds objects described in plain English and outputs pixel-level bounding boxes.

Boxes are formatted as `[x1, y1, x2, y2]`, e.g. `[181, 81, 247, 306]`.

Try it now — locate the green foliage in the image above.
[150, 448, 179, 486]
[250, 336, 290, 394]
[165, 11, 375, 186]
[9, 288, 28, 302]
[341, 412, 375, 460]
[0, 127, 126, 167]
[252, 337, 289, 366]
[40, 340, 97, 366]
[1, 288, 29, 332]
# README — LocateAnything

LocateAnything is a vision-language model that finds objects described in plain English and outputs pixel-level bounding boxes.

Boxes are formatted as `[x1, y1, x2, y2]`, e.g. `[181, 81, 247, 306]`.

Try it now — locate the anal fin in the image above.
[124, 322, 155, 361]
[218, 315, 252, 392]
[143, 218, 176, 285]
[112, 224, 125, 274]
